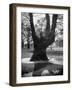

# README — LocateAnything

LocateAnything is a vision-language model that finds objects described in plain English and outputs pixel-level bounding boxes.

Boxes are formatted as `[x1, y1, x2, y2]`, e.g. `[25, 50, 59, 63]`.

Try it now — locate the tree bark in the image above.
[29, 13, 58, 61]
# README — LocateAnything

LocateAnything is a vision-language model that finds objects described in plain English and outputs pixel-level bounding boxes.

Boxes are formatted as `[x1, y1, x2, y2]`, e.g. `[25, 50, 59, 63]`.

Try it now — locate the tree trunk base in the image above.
[30, 49, 49, 61]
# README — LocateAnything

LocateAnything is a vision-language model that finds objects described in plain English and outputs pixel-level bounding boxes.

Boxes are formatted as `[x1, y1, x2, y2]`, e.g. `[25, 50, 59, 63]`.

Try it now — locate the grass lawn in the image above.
[21, 47, 63, 77]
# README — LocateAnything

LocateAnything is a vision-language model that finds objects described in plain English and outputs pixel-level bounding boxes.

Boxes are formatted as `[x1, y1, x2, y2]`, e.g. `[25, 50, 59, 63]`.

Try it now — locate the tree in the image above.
[55, 14, 63, 47]
[29, 13, 58, 61]
[48, 14, 63, 48]
[21, 13, 33, 49]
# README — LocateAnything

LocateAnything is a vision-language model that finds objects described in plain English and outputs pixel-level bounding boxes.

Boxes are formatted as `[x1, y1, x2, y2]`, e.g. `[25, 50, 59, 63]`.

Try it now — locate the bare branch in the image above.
[45, 14, 50, 32]
[29, 13, 40, 48]
[51, 14, 58, 32]
[29, 13, 37, 39]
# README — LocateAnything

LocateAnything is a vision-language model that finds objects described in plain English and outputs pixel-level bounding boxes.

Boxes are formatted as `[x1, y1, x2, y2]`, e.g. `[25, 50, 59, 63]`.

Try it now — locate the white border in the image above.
[16, 7, 68, 83]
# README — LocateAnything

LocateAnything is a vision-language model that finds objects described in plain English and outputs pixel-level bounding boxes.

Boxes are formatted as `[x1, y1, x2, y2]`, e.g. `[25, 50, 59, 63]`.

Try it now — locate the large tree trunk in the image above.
[30, 37, 49, 61]
[29, 13, 58, 61]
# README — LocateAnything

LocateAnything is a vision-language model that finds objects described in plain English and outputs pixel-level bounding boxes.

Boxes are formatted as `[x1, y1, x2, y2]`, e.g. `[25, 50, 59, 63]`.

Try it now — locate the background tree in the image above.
[29, 13, 58, 61]
[21, 13, 33, 49]
[49, 14, 63, 49]
[55, 14, 63, 47]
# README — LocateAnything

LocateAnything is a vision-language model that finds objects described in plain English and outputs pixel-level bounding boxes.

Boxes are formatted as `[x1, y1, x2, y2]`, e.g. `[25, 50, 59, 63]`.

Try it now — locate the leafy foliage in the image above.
[21, 13, 63, 48]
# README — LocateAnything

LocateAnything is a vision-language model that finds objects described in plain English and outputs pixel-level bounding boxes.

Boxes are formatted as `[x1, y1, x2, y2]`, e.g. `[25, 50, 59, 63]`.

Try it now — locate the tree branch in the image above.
[29, 13, 40, 48]
[29, 13, 37, 40]
[51, 14, 58, 32]
[45, 14, 50, 33]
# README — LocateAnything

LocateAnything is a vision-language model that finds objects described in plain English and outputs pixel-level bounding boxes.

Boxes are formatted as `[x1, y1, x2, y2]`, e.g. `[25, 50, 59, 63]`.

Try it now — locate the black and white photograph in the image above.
[21, 12, 63, 77]
[9, 4, 70, 86]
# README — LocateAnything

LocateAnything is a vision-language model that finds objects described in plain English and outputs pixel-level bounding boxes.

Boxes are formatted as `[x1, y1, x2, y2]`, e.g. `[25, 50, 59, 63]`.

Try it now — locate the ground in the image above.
[21, 47, 63, 77]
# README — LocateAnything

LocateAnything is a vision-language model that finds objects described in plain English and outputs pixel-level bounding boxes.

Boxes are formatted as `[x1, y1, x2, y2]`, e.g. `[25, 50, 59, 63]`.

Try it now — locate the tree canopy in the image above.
[21, 12, 63, 49]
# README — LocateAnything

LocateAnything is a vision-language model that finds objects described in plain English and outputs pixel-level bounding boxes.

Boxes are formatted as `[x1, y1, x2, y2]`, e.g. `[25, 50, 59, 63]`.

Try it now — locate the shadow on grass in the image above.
[22, 61, 63, 77]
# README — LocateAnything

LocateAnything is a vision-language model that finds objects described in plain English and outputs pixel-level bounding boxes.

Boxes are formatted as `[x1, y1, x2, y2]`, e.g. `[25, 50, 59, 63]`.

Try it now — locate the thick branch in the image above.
[51, 14, 58, 32]
[44, 14, 58, 46]
[29, 13, 37, 40]
[29, 13, 40, 48]
[45, 14, 50, 33]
